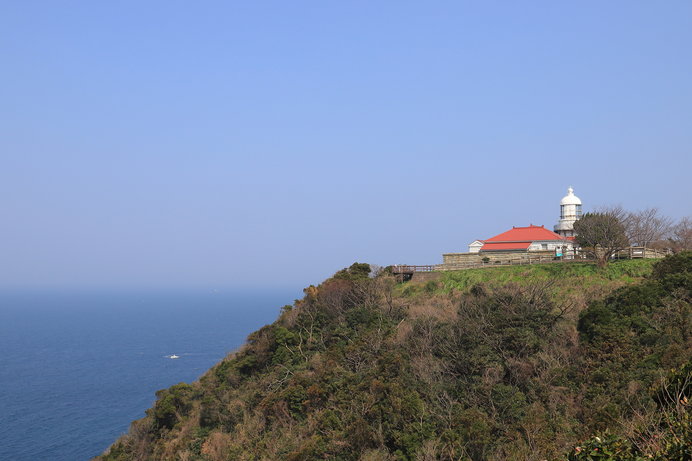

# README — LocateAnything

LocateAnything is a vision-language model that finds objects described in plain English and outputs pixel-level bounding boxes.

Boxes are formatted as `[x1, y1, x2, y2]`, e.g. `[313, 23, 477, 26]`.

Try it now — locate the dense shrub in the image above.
[148, 383, 194, 431]
[98, 258, 690, 461]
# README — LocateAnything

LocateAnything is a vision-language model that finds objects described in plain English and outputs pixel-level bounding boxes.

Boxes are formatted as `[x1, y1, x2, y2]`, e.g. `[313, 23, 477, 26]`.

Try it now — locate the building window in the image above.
[542, 244, 548, 250]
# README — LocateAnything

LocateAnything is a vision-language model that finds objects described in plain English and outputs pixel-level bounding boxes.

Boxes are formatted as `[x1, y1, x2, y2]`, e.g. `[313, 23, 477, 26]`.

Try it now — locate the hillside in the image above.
[97, 255, 691, 461]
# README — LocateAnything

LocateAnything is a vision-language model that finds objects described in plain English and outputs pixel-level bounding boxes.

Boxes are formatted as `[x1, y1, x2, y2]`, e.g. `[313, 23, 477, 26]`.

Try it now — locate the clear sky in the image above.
[2, 1, 691, 290]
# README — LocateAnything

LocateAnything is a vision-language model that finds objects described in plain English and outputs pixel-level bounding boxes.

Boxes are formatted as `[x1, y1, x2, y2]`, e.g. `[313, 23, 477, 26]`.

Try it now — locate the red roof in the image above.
[485, 225, 565, 243]
[480, 242, 531, 251]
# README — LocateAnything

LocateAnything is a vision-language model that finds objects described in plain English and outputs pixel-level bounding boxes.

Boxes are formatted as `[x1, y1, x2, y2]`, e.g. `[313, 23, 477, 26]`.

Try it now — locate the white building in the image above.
[464, 187, 582, 255]
[474, 225, 575, 254]
[553, 186, 582, 238]
[468, 239, 485, 253]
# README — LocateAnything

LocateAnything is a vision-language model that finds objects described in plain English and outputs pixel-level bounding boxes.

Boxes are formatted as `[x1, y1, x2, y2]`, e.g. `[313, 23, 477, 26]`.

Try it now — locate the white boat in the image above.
[169, 354, 180, 359]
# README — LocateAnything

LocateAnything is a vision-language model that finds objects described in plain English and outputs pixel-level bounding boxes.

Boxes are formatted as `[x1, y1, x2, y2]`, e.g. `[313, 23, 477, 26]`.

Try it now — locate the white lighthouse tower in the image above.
[554, 187, 582, 238]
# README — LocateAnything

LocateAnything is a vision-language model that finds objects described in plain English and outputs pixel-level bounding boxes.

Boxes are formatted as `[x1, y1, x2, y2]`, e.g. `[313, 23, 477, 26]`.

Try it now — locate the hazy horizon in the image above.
[2, 2, 690, 291]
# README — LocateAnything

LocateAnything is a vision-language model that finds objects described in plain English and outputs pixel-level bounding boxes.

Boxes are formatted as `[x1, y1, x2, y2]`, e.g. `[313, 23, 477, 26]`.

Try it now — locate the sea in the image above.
[0, 288, 298, 461]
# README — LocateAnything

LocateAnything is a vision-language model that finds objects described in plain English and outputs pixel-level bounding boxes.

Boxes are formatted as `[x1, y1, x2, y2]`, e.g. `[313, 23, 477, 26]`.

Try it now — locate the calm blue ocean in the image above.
[0, 289, 297, 461]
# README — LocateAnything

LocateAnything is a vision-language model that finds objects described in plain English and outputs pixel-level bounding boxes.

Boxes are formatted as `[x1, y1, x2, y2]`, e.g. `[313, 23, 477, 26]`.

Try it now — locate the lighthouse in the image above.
[554, 187, 582, 238]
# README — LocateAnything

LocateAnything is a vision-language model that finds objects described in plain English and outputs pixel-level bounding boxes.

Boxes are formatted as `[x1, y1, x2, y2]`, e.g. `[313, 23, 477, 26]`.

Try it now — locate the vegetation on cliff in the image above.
[97, 254, 691, 461]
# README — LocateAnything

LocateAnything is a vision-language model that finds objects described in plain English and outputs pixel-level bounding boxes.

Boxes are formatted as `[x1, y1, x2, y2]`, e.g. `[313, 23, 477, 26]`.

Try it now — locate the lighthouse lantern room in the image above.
[554, 187, 582, 238]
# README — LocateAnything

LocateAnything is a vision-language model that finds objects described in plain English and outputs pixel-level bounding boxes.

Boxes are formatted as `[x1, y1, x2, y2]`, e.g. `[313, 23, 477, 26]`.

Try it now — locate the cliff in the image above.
[96, 255, 691, 461]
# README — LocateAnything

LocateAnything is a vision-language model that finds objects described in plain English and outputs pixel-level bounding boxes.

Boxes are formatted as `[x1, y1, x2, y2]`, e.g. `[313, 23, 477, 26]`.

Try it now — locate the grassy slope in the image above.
[96, 258, 690, 461]
[404, 260, 656, 294]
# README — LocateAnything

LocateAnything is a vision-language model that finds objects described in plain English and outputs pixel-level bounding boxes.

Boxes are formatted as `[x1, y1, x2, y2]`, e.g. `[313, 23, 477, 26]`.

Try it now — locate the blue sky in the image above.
[1, 2, 691, 290]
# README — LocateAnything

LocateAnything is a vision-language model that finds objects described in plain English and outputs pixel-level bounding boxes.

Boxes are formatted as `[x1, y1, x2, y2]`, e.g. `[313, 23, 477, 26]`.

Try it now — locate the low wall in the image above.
[442, 252, 482, 265]
[441, 250, 558, 269]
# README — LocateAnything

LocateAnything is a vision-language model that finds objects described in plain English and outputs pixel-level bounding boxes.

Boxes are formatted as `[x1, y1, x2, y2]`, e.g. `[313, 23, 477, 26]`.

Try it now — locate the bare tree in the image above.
[669, 216, 692, 252]
[626, 208, 673, 248]
[574, 208, 630, 267]
[368, 264, 385, 277]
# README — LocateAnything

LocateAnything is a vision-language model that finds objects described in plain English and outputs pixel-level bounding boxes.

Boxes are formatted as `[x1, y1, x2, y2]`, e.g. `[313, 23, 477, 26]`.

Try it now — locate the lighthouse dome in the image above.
[560, 187, 582, 206]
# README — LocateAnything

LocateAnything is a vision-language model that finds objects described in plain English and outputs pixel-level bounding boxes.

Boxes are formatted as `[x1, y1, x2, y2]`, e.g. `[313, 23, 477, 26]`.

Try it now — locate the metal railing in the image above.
[390, 265, 436, 274]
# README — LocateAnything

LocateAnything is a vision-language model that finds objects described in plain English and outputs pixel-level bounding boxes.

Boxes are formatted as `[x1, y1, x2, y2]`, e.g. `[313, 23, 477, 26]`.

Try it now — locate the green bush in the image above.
[148, 383, 194, 431]
[567, 434, 644, 461]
